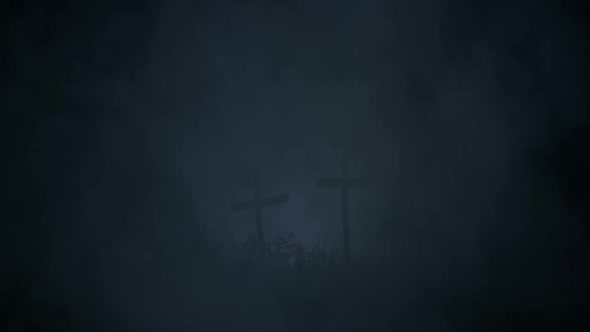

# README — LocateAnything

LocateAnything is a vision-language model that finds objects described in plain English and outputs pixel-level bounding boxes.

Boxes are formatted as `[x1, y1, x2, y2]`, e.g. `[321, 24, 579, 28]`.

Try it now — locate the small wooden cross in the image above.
[231, 173, 289, 252]
[317, 153, 368, 264]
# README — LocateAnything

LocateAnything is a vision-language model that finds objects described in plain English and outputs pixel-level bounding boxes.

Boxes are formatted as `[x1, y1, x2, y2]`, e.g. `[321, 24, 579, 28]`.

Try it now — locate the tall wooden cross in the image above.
[317, 153, 368, 265]
[231, 173, 289, 252]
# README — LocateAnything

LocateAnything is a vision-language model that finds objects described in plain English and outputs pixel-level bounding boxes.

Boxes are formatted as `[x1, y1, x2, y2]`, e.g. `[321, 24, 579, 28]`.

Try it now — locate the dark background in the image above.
[1, 0, 589, 331]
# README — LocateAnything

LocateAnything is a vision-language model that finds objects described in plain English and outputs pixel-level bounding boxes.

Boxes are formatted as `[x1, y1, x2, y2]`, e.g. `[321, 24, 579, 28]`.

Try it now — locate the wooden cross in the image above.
[231, 173, 289, 252]
[317, 153, 368, 264]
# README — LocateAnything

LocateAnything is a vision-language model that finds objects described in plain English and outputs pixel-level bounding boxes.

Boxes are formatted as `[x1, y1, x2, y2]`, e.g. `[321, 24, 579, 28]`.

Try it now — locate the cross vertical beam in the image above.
[341, 154, 351, 265]
[254, 173, 265, 249]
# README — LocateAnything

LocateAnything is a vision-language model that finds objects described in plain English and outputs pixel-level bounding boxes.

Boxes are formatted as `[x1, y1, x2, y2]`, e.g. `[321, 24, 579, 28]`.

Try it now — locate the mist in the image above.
[1, 0, 589, 331]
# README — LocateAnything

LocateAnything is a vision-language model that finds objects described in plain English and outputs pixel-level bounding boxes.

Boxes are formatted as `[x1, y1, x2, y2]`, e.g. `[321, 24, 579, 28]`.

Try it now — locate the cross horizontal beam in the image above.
[231, 193, 289, 212]
[317, 178, 369, 188]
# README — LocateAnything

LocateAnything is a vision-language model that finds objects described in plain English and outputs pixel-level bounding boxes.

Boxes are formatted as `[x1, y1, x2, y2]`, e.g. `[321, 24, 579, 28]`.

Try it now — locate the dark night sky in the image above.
[1, 0, 589, 331]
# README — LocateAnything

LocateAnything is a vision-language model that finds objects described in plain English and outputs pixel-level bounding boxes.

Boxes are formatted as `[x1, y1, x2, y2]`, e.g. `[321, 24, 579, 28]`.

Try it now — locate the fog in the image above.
[1, 0, 589, 331]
